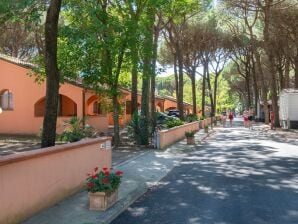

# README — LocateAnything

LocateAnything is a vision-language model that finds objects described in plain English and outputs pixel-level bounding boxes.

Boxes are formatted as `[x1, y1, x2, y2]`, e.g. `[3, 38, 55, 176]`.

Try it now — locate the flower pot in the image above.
[186, 137, 195, 145]
[200, 120, 206, 129]
[89, 189, 118, 211]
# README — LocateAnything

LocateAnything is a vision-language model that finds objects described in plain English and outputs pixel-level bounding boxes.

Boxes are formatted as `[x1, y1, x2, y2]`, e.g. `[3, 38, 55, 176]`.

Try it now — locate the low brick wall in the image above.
[0, 137, 112, 224]
[157, 121, 199, 149]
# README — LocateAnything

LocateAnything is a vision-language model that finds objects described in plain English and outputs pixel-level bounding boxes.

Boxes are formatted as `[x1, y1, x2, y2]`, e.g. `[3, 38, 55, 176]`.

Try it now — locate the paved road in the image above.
[112, 126, 298, 224]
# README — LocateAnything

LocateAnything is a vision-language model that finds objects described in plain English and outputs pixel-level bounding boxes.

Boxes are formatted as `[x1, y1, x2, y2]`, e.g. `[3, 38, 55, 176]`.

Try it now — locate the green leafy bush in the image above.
[185, 114, 198, 123]
[185, 130, 196, 137]
[126, 112, 142, 144]
[58, 117, 95, 142]
[165, 117, 184, 129]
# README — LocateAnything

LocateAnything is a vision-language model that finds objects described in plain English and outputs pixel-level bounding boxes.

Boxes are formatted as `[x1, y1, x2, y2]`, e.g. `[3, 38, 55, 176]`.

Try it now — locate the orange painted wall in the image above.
[164, 99, 178, 111]
[158, 121, 199, 149]
[0, 59, 109, 134]
[0, 137, 112, 224]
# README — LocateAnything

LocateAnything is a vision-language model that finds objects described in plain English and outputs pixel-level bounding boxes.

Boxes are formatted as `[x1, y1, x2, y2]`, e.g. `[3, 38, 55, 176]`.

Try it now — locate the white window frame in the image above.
[0, 90, 14, 110]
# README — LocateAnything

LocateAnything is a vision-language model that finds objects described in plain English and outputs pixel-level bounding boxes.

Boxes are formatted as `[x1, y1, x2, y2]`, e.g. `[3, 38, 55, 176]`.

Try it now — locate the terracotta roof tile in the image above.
[0, 53, 37, 69]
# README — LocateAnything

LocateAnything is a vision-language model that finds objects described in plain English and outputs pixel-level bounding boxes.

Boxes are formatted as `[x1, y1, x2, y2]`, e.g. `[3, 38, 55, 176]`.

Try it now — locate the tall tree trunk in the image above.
[112, 45, 126, 147]
[206, 66, 214, 116]
[150, 25, 159, 126]
[255, 50, 270, 124]
[201, 63, 206, 117]
[174, 54, 179, 101]
[278, 60, 284, 90]
[284, 57, 290, 88]
[176, 44, 184, 120]
[263, 4, 280, 127]
[140, 6, 154, 145]
[190, 71, 197, 114]
[112, 94, 120, 146]
[213, 74, 218, 115]
[269, 60, 280, 127]
[245, 75, 251, 108]
[131, 41, 138, 115]
[41, 0, 62, 148]
[251, 55, 259, 118]
[140, 63, 150, 145]
[295, 55, 298, 88]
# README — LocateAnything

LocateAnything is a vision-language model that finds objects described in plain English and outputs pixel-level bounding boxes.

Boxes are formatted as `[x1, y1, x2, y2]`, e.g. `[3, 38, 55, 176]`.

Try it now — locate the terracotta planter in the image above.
[199, 120, 204, 129]
[186, 137, 195, 145]
[89, 189, 118, 211]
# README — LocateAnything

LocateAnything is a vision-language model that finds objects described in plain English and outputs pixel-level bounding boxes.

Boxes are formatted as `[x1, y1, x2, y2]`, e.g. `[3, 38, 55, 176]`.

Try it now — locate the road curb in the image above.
[98, 182, 148, 224]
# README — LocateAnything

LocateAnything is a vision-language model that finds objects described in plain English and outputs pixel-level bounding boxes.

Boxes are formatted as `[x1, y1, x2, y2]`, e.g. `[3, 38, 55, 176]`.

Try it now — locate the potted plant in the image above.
[86, 167, 123, 211]
[185, 130, 196, 145]
[204, 125, 209, 133]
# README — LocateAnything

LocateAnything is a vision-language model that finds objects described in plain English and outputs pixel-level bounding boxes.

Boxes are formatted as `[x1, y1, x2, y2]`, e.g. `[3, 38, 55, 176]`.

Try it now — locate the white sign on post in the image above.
[100, 140, 111, 150]
[105, 140, 111, 149]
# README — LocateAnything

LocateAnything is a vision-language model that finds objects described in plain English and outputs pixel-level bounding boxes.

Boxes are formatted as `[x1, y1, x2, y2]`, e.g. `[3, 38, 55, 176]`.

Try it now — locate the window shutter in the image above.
[9, 92, 13, 109]
[2, 92, 8, 109]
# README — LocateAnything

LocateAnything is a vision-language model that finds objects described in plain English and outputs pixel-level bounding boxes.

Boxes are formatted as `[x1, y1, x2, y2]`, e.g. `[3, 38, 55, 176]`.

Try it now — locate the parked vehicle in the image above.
[167, 109, 180, 118]
[156, 112, 182, 129]
[156, 112, 172, 124]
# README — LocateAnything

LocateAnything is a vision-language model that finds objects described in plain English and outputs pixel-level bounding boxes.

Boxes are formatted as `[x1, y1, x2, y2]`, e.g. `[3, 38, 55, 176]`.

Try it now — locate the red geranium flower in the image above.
[116, 171, 124, 176]
[103, 167, 108, 171]
[104, 171, 110, 176]
[102, 178, 109, 184]
[87, 182, 94, 188]
[94, 167, 99, 172]
[91, 174, 97, 179]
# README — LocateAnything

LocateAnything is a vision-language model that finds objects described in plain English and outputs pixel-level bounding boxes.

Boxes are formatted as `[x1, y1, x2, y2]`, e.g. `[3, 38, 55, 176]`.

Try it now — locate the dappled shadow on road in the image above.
[112, 127, 298, 224]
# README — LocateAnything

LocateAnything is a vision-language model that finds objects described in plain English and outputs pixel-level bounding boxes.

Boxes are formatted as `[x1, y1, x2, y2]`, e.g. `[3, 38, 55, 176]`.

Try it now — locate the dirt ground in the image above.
[0, 134, 150, 167]
[0, 135, 41, 156]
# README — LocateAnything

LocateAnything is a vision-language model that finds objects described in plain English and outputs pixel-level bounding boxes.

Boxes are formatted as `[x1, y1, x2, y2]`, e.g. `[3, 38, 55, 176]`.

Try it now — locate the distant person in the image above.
[248, 109, 253, 129]
[221, 112, 227, 127]
[229, 112, 234, 127]
[243, 112, 249, 128]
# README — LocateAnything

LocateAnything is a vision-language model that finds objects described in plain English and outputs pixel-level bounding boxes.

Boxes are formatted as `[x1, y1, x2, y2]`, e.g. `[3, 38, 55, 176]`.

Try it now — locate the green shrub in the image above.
[58, 117, 95, 142]
[126, 112, 142, 144]
[185, 114, 198, 123]
[185, 130, 196, 137]
[165, 117, 184, 129]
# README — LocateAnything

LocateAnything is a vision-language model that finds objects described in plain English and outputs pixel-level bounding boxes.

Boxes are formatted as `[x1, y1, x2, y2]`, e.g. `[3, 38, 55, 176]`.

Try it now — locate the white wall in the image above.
[289, 94, 298, 120]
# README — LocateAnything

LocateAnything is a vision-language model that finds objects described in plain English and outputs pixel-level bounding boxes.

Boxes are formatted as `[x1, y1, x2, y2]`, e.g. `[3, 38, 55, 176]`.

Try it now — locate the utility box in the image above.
[279, 89, 298, 129]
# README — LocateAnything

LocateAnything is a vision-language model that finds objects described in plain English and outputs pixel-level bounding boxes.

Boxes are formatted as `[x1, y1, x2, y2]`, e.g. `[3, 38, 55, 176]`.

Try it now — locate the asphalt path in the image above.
[112, 125, 298, 224]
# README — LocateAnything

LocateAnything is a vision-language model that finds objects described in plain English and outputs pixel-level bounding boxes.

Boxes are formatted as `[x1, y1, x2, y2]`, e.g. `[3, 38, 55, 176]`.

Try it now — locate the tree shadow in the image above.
[112, 127, 298, 224]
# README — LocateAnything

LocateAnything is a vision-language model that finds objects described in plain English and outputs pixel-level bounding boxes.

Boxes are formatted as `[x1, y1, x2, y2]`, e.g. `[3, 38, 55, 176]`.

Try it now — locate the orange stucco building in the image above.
[0, 54, 108, 135]
[0, 54, 196, 135]
[111, 88, 194, 125]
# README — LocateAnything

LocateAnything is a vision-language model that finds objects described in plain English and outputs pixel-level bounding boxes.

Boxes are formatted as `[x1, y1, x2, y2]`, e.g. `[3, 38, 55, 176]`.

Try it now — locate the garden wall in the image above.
[86, 115, 109, 133]
[157, 121, 199, 150]
[0, 137, 112, 224]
